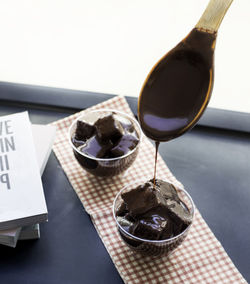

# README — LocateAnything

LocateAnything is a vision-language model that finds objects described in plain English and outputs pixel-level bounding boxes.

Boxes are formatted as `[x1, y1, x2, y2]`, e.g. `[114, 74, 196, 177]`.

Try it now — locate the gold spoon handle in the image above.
[196, 0, 234, 33]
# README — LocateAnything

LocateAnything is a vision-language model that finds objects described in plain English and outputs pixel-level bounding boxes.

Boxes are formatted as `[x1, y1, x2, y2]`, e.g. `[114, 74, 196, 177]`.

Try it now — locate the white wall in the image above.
[0, 0, 249, 113]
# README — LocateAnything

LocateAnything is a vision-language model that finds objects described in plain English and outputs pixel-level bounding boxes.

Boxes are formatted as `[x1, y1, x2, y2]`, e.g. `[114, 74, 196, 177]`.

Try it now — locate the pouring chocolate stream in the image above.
[137, 0, 234, 181]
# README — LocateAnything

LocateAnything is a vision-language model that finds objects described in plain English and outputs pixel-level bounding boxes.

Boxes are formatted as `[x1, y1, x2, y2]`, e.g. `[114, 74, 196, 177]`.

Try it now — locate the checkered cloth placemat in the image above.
[51, 96, 246, 284]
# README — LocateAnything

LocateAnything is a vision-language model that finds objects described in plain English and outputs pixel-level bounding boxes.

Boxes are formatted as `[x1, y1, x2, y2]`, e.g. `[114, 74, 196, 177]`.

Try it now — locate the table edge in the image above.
[0, 81, 249, 133]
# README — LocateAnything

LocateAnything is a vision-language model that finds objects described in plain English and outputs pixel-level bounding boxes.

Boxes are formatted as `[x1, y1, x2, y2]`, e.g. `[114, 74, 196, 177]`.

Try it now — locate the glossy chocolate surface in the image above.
[71, 112, 140, 176]
[72, 114, 139, 159]
[116, 179, 192, 241]
[138, 28, 216, 141]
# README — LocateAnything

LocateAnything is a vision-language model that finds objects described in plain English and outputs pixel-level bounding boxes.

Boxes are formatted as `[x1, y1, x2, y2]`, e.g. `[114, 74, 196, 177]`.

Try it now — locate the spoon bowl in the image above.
[138, 0, 233, 142]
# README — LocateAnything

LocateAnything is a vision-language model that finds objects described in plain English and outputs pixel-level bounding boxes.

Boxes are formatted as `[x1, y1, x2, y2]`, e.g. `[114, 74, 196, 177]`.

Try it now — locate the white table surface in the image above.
[0, 0, 249, 113]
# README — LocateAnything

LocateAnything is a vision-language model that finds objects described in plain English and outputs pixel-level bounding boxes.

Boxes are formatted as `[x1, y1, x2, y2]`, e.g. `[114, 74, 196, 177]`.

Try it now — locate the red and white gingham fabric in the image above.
[51, 96, 246, 284]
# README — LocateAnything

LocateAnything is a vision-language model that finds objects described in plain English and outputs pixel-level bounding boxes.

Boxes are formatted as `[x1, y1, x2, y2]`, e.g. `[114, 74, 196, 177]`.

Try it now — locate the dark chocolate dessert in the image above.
[117, 179, 191, 240]
[71, 112, 140, 176]
[72, 114, 139, 159]
[115, 179, 193, 256]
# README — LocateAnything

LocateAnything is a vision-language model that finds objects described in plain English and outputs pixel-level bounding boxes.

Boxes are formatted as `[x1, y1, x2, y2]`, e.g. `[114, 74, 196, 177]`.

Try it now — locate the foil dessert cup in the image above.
[69, 109, 142, 177]
[113, 180, 195, 257]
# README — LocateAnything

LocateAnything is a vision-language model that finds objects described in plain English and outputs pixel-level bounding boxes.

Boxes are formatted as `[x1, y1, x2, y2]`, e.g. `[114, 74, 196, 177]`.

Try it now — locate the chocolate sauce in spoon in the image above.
[138, 0, 234, 180]
[138, 28, 216, 142]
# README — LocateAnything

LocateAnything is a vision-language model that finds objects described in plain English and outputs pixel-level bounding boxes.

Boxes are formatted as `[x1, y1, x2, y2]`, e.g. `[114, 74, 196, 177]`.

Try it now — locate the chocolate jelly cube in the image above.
[121, 182, 166, 217]
[153, 179, 179, 201]
[130, 208, 170, 240]
[75, 120, 96, 141]
[94, 114, 124, 143]
[153, 179, 191, 225]
[110, 134, 139, 157]
[79, 136, 113, 158]
[166, 199, 192, 225]
[116, 202, 128, 217]
[117, 216, 133, 233]
[118, 179, 192, 241]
